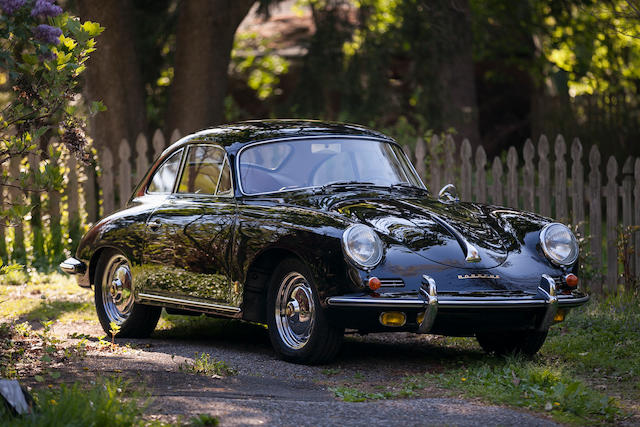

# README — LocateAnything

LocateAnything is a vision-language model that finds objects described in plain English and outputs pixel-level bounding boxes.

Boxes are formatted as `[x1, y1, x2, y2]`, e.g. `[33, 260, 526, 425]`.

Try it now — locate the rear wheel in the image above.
[94, 249, 161, 338]
[476, 329, 549, 356]
[266, 258, 343, 364]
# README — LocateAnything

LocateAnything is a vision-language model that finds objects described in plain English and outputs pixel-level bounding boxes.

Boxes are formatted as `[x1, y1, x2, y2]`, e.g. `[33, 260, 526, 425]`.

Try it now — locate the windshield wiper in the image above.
[321, 181, 375, 191]
[390, 183, 427, 192]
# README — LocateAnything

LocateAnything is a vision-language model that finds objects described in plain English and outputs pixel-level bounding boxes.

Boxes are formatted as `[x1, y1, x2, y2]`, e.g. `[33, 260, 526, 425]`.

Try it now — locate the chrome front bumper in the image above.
[326, 274, 589, 333]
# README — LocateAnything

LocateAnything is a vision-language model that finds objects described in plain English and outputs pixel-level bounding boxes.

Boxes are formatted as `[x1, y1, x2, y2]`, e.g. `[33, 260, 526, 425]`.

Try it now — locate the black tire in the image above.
[476, 329, 549, 356]
[266, 258, 343, 364]
[94, 249, 161, 338]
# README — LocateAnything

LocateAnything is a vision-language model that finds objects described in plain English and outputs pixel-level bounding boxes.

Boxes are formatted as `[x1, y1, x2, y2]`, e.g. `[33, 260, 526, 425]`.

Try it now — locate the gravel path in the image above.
[50, 320, 558, 426]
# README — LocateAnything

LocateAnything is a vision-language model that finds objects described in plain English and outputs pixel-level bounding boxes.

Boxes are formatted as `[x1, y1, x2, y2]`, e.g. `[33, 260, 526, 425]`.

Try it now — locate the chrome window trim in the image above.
[174, 143, 234, 198]
[235, 135, 427, 197]
[145, 147, 186, 196]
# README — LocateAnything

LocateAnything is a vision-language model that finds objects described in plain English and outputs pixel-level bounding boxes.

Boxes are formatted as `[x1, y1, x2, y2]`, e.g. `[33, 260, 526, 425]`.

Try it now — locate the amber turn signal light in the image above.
[565, 274, 578, 288]
[368, 277, 381, 291]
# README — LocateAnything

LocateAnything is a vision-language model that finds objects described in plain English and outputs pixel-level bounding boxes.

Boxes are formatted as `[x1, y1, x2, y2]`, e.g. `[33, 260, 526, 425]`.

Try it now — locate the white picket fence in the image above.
[2, 129, 639, 295]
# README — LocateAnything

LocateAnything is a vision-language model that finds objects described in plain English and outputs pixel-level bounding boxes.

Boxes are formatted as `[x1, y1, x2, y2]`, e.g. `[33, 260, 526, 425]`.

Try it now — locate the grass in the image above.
[179, 352, 236, 377]
[0, 378, 218, 426]
[331, 294, 640, 425]
[0, 271, 94, 323]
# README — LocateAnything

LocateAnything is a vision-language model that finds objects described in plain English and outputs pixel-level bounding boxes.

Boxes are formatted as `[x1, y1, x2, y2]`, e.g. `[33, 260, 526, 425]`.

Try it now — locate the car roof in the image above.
[164, 119, 394, 155]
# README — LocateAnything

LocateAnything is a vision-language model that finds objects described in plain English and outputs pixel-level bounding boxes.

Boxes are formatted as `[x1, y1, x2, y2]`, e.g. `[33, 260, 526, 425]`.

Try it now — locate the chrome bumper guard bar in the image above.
[326, 273, 589, 332]
[59, 257, 86, 275]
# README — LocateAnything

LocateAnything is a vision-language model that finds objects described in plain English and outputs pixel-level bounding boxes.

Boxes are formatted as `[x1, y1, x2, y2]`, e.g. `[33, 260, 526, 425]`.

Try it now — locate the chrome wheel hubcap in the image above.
[275, 272, 315, 350]
[101, 255, 134, 324]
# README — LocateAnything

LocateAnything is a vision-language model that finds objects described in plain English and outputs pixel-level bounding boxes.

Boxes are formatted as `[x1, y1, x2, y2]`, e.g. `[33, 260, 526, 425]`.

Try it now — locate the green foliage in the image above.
[0, 1, 103, 236]
[188, 414, 219, 427]
[184, 352, 236, 377]
[426, 357, 620, 423]
[179, 352, 236, 377]
[0, 379, 150, 427]
[231, 32, 290, 101]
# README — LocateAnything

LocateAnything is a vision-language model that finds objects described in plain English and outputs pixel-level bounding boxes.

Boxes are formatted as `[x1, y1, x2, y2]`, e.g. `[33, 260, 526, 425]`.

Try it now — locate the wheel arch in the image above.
[241, 247, 304, 323]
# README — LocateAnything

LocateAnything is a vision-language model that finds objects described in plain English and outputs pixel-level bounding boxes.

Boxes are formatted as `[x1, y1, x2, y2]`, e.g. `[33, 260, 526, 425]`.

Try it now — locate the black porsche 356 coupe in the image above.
[61, 120, 588, 364]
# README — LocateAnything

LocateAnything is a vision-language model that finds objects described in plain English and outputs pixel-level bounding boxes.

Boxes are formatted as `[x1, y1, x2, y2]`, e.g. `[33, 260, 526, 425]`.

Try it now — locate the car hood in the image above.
[322, 193, 509, 269]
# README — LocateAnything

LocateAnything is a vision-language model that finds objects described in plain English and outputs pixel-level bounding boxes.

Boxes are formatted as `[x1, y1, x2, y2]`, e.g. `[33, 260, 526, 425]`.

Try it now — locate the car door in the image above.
[142, 143, 239, 310]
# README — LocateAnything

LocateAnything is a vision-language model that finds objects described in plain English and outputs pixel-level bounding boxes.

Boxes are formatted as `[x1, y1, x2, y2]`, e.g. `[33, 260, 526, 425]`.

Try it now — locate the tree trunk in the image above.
[166, 0, 255, 135]
[76, 0, 147, 149]
[433, 0, 480, 145]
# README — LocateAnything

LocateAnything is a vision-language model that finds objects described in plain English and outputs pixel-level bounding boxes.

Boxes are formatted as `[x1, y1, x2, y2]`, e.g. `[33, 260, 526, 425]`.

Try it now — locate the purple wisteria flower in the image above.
[33, 24, 62, 45]
[0, 0, 26, 15]
[30, 0, 61, 17]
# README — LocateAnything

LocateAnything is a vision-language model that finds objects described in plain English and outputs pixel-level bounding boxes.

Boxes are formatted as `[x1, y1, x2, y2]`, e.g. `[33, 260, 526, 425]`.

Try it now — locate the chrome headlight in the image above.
[342, 224, 383, 269]
[539, 223, 579, 266]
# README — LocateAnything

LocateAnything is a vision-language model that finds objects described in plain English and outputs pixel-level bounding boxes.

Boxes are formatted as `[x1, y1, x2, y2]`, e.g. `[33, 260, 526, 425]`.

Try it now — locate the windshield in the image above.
[239, 138, 425, 195]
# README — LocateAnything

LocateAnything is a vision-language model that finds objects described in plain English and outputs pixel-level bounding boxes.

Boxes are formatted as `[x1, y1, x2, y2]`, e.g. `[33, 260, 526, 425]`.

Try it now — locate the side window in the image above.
[147, 149, 183, 194]
[178, 145, 232, 196]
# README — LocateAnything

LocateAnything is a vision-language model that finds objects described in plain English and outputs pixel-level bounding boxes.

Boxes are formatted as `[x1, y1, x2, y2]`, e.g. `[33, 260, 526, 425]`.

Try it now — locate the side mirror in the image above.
[438, 183, 459, 203]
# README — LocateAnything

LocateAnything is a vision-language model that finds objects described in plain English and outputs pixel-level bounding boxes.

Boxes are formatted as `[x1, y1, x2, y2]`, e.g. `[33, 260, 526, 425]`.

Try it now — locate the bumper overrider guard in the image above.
[59, 257, 86, 275]
[326, 274, 589, 332]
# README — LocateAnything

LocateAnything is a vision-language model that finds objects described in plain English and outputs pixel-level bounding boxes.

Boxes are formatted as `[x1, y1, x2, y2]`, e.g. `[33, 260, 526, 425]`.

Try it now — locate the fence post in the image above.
[136, 133, 149, 182]
[460, 139, 472, 201]
[0, 164, 6, 263]
[84, 163, 97, 224]
[571, 138, 585, 235]
[621, 156, 635, 282]
[538, 135, 550, 216]
[29, 151, 46, 269]
[414, 137, 426, 184]
[443, 135, 456, 187]
[506, 146, 518, 209]
[67, 154, 81, 255]
[428, 135, 441, 192]
[635, 158, 640, 286]
[474, 146, 487, 203]
[490, 157, 503, 205]
[621, 157, 634, 228]
[47, 138, 63, 265]
[100, 147, 115, 216]
[554, 135, 568, 222]
[605, 156, 618, 294]
[9, 155, 26, 264]
[523, 139, 535, 212]
[118, 139, 132, 208]
[152, 129, 166, 161]
[588, 145, 603, 293]
[170, 129, 181, 144]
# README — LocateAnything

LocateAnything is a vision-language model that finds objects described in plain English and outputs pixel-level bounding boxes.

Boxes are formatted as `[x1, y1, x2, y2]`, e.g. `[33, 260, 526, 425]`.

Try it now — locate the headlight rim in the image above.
[341, 224, 384, 270]
[539, 222, 579, 266]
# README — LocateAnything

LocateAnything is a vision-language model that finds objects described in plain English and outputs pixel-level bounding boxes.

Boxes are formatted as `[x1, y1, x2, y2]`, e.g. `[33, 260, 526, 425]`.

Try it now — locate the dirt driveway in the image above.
[44, 318, 558, 426]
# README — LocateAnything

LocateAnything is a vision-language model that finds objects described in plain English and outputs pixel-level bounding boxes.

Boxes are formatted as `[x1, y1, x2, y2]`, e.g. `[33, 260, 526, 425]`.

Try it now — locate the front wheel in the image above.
[266, 258, 343, 364]
[476, 329, 549, 356]
[94, 249, 161, 338]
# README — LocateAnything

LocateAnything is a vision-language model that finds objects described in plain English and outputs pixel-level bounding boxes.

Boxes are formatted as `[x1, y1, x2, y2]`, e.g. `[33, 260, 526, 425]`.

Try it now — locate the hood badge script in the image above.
[457, 273, 500, 280]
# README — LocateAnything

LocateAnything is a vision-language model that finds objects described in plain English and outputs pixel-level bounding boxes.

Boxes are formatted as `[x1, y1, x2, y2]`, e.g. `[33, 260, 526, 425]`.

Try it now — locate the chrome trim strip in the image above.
[235, 135, 425, 197]
[326, 296, 427, 308]
[326, 294, 588, 309]
[137, 293, 241, 313]
[418, 275, 438, 333]
[379, 278, 405, 287]
[59, 257, 86, 275]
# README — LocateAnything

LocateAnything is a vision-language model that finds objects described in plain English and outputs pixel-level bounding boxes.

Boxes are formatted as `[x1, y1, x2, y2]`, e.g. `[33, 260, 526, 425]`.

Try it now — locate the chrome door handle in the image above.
[147, 221, 161, 231]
